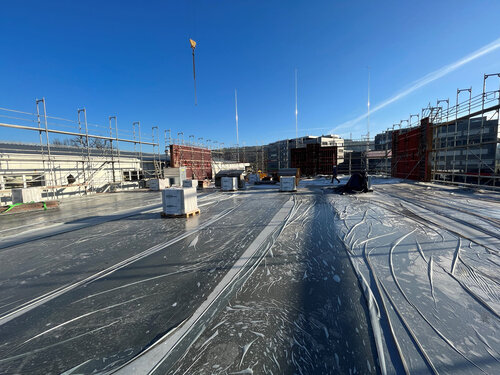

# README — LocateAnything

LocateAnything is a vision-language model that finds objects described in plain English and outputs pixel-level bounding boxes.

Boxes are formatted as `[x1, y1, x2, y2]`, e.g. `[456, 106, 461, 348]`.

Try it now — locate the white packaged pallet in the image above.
[164, 167, 187, 187]
[221, 177, 238, 191]
[11, 187, 42, 204]
[182, 179, 198, 188]
[161, 187, 198, 215]
[279, 176, 296, 192]
[149, 179, 170, 191]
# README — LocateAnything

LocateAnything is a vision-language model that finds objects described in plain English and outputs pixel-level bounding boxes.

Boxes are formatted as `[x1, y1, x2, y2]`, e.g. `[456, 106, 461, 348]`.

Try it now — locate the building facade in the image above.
[267, 135, 344, 173]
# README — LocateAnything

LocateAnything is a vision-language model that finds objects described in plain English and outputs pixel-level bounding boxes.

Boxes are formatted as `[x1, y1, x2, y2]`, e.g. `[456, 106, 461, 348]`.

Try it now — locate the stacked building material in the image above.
[279, 176, 296, 192]
[215, 170, 245, 189]
[149, 179, 170, 191]
[221, 177, 238, 191]
[182, 179, 198, 188]
[161, 187, 199, 217]
[164, 167, 187, 187]
[11, 187, 42, 204]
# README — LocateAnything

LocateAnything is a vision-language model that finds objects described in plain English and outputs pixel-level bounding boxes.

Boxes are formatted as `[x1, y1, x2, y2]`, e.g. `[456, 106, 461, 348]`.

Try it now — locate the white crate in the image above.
[221, 177, 238, 191]
[279, 176, 296, 192]
[164, 167, 187, 186]
[11, 187, 42, 204]
[149, 179, 170, 191]
[182, 179, 198, 188]
[161, 187, 198, 215]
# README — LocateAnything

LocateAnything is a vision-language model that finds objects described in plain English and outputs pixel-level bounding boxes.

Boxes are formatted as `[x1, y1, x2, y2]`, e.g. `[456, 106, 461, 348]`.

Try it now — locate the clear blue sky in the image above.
[1, 1, 500, 151]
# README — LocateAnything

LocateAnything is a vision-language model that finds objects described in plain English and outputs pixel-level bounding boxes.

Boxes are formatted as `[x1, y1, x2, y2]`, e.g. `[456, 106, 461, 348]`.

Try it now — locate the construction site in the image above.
[2, 0, 500, 372]
[0, 71, 498, 374]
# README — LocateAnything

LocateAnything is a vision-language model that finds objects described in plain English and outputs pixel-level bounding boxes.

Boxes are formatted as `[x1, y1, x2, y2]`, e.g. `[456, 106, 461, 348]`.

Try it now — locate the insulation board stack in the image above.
[11, 187, 42, 204]
[221, 177, 238, 191]
[149, 179, 170, 191]
[182, 179, 198, 188]
[279, 176, 296, 192]
[163, 167, 187, 187]
[161, 187, 198, 215]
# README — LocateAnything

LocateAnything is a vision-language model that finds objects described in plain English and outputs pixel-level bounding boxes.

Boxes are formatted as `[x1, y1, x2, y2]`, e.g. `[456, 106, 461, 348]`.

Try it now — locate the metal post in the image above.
[138, 122, 143, 178]
[36, 98, 57, 199]
[454, 89, 471, 183]
[437, 99, 449, 180]
[366, 67, 370, 173]
[35, 101, 47, 189]
[295, 68, 298, 149]
[478, 76, 487, 185]
[189, 135, 194, 178]
[199, 137, 204, 178]
[81, 108, 92, 192]
[206, 139, 211, 178]
[177, 132, 184, 167]
[385, 129, 389, 175]
[132, 122, 140, 178]
[410, 114, 419, 127]
[477, 73, 500, 185]
[152, 126, 159, 178]
[76, 110, 86, 192]
[108, 116, 116, 183]
[235, 89, 239, 162]
[112, 116, 122, 187]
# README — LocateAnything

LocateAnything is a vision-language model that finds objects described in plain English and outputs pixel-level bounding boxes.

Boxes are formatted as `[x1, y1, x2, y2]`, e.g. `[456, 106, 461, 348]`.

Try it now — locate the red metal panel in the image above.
[391, 119, 430, 182]
[170, 144, 213, 179]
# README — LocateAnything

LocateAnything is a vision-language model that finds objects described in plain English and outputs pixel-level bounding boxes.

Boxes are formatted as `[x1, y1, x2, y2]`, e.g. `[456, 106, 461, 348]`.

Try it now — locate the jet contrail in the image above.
[330, 36, 500, 133]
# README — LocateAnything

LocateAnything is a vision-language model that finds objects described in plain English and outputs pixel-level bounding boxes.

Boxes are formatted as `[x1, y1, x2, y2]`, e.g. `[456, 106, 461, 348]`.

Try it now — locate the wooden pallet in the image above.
[161, 208, 200, 218]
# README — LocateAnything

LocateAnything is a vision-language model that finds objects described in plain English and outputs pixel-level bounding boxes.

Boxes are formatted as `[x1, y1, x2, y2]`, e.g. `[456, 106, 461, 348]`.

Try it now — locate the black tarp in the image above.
[334, 172, 372, 194]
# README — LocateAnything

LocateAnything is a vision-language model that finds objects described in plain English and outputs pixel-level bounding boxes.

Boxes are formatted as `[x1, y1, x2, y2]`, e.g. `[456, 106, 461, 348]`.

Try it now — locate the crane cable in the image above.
[190, 39, 197, 106]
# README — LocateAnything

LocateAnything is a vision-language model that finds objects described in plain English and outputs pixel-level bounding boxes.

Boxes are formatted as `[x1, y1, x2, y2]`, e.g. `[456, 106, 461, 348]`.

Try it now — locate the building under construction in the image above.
[267, 135, 344, 173]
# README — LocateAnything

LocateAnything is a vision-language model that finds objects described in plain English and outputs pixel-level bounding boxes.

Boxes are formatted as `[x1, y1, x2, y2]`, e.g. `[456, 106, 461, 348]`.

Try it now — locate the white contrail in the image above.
[330, 36, 500, 133]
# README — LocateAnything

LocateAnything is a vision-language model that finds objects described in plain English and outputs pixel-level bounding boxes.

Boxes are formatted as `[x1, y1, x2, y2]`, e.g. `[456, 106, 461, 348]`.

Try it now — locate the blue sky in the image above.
[1, 1, 500, 151]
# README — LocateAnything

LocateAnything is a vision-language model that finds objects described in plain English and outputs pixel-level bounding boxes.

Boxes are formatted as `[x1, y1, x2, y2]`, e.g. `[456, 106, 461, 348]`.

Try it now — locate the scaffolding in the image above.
[360, 73, 500, 189]
[0, 99, 162, 204]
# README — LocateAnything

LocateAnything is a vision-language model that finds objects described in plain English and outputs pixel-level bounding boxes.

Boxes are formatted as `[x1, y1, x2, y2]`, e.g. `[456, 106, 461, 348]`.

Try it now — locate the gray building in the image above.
[344, 139, 374, 152]
[432, 117, 499, 183]
[374, 130, 394, 151]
